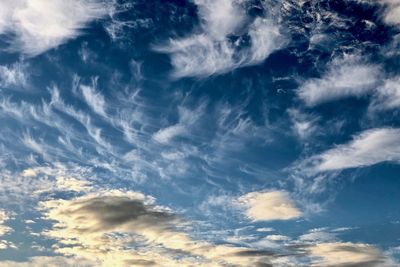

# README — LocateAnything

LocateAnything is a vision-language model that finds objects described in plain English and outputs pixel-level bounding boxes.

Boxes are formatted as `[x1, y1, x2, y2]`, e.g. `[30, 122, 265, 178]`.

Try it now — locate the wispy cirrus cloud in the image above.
[0, 62, 28, 88]
[80, 77, 107, 118]
[155, 0, 286, 78]
[298, 55, 381, 106]
[309, 128, 400, 172]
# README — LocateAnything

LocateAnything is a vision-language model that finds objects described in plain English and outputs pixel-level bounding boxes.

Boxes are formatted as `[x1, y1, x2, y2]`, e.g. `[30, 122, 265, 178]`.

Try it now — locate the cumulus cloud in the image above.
[238, 191, 302, 221]
[0, 0, 109, 56]
[298, 55, 381, 106]
[38, 189, 297, 267]
[311, 128, 400, 172]
[156, 0, 286, 78]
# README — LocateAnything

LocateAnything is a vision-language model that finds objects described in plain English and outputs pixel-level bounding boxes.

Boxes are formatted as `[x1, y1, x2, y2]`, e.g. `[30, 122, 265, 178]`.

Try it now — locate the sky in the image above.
[0, 0, 399, 266]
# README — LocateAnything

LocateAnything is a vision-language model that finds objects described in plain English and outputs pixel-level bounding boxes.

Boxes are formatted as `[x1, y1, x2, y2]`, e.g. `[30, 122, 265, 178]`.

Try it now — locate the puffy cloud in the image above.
[238, 191, 302, 221]
[311, 128, 400, 172]
[298, 55, 381, 106]
[156, 0, 286, 78]
[0, 0, 109, 56]
[39, 189, 289, 267]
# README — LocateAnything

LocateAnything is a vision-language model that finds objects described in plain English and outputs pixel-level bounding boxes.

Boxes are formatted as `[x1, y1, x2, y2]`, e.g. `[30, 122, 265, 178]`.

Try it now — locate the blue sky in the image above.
[0, 0, 399, 266]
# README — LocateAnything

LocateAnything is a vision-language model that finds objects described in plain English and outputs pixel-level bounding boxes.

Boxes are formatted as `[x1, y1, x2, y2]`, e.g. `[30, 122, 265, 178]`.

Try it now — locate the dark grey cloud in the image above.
[72, 196, 177, 231]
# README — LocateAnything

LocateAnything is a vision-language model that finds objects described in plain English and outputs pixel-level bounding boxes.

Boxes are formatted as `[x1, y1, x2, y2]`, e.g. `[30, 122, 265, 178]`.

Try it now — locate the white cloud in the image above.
[153, 124, 187, 144]
[194, 0, 246, 39]
[247, 18, 286, 64]
[265, 235, 291, 241]
[0, 0, 109, 56]
[288, 108, 319, 140]
[80, 78, 107, 117]
[238, 191, 302, 221]
[370, 76, 400, 111]
[382, 0, 400, 26]
[0, 240, 16, 250]
[299, 228, 336, 243]
[0, 62, 27, 88]
[156, 1, 286, 78]
[152, 105, 204, 144]
[312, 128, 400, 171]
[298, 55, 381, 106]
[0, 210, 12, 236]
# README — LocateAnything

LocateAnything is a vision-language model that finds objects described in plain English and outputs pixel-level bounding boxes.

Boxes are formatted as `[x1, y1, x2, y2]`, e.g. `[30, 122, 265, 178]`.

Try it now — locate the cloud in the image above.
[298, 55, 381, 106]
[0, 0, 109, 56]
[156, 1, 286, 78]
[194, 0, 246, 38]
[152, 124, 187, 144]
[370, 76, 400, 111]
[265, 235, 291, 242]
[308, 242, 396, 267]
[80, 77, 107, 117]
[238, 191, 302, 221]
[382, 0, 400, 26]
[152, 105, 204, 144]
[299, 228, 337, 243]
[0, 62, 28, 88]
[0, 209, 12, 236]
[311, 128, 400, 172]
[38, 189, 297, 267]
[0, 256, 94, 267]
[288, 108, 319, 140]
